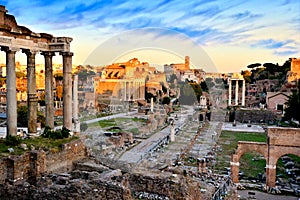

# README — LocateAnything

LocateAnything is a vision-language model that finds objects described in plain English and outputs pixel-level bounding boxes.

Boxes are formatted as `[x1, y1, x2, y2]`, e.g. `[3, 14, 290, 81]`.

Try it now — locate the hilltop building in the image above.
[287, 58, 300, 83]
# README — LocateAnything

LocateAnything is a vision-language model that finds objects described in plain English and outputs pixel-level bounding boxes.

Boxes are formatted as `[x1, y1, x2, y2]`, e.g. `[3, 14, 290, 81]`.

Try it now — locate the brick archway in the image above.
[231, 127, 300, 188]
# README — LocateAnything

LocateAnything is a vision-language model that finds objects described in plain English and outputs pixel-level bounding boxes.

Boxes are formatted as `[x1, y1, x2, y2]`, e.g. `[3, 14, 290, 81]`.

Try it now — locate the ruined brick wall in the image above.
[0, 158, 7, 184]
[46, 139, 86, 173]
[127, 173, 202, 200]
[231, 127, 300, 187]
[0, 139, 86, 183]
[268, 127, 300, 147]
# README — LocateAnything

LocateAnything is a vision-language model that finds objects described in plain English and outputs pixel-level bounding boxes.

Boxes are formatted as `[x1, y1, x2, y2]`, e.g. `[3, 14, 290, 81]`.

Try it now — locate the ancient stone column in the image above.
[2, 47, 17, 136]
[235, 80, 239, 105]
[23, 50, 37, 134]
[42, 51, 55, 129]
[73, 74, 80, 134]
[150, 97, 154, 112]
[170, 125, 175, 142]
[230, 154, 239, 183]
[61, 52, 73, 131]
[242, 80, 245, 106]
[228, 79, 232, 106]
[124, 81, 127, 101]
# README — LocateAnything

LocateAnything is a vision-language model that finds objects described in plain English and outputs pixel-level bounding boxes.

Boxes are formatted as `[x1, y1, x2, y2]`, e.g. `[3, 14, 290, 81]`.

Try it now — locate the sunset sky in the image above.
[0, 0, 299, 72]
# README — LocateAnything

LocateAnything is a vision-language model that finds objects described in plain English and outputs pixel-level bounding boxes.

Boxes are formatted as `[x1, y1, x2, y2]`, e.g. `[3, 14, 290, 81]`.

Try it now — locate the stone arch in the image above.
[231, 142, 267, 183]
[266, 146, 300, 187]
[232, 127, 300, 189]
[235, 142, 268, 161]
[270, 146, 300, 166]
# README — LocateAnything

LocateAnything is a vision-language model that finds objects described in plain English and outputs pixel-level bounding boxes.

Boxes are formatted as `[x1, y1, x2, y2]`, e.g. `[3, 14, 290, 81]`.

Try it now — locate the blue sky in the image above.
[0, 0, 299, 72]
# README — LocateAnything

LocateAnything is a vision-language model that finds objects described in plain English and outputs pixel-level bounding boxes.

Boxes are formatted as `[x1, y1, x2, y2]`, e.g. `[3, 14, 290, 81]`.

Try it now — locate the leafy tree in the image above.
[16, 72, 26, 78]
[215, 78, 223, 85]
[162, 96, 171, 105]
[284, 82, 300, 121]
[56, 85, 63, 100]
[80, 122, 88, 132]
[54, 73, 63, 81]
[205, 78, 215, 89]
[17, 105, 45, 127]
[169, 74, 177, 83]
[145, 92, 156, 103]
[0, 77, 5, 87]
[177, 81, 203, 104]
[189, 82, 202, 102]
[247, 63, 261, 69]
[241, 70, 252, 83]
[200, 81, 209, 92]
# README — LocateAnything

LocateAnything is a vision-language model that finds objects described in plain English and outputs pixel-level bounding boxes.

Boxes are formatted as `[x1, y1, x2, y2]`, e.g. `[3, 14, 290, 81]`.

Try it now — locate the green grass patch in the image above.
[240, 152, 266, 178]
[98, 119, 117, 128]
[215, 131, 267, 178]
[0, 136, 79, 157]
[88, 117, 147, 129]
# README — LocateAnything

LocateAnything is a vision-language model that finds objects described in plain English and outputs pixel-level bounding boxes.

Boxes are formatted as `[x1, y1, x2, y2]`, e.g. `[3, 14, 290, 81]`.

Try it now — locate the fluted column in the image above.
[41, 51, 55, 129]
[242, 80, 245, 106]
[235, 80, 239, 105]
[73, 74, 80, 134]
[228, 79, 232, 106]
[60, 52, 73, 131]
[2, 47, 17, 136]
[23, 50, 37, 134]
[123, 81, 126, 101]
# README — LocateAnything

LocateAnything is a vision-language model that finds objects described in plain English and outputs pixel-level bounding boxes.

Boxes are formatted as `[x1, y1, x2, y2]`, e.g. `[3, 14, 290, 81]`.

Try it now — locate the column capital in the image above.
[22, 49, 38, 55]
[1, 46, 19, 53]
[60, 51, 74, 57]
[41, 51, 56, 57]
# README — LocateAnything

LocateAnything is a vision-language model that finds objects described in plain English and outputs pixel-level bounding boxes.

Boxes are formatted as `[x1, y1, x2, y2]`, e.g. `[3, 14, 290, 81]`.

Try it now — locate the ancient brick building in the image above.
[231, 127, 300, 188]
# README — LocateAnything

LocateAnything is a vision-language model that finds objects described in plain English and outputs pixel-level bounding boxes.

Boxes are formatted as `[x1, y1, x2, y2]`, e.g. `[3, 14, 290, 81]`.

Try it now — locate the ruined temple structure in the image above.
[228, 73, 245, 106]
[0, 5, 76, 135]
[231, 127, 300, 189]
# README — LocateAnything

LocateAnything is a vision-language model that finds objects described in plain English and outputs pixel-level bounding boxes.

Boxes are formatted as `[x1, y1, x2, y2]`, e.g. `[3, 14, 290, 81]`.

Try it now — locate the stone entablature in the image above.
[0, 5, 72, 53]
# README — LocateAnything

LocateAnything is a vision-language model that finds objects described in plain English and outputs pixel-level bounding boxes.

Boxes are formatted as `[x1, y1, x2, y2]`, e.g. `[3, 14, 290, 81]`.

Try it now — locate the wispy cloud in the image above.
[1, 0, 299, 59]
[251, 39, 294, 49]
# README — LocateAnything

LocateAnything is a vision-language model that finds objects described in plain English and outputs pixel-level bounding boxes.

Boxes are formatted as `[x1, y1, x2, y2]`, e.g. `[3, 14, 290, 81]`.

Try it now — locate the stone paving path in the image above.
[118, 111, 189, 164]
[137, 119, 222, 171]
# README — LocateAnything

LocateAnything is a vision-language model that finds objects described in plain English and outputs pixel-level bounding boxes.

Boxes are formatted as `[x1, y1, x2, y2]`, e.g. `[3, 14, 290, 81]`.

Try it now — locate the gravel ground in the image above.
[238, 190, 299, 200]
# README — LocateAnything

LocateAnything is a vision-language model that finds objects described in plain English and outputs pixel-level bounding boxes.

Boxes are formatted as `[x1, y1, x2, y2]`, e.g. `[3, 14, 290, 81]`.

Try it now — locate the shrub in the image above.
[42, 127, 70, 139]
[5, 135, 22, 146]
[80, 122, 88, 132]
